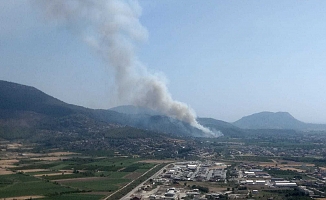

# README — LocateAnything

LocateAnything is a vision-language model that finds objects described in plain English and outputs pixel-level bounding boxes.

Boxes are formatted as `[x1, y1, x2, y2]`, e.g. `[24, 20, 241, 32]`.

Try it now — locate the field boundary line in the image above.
[102, 164, 159, 200]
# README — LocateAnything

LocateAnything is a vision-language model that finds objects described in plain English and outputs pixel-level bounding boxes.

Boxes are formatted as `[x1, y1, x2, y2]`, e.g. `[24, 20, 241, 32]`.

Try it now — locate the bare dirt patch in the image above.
[117, 167, 126, 172]
[30, 156, 71, 161]
[181, 181, 227, 193]
[19, 153, 43, 157]
[6, 143, 23, 150]
[258, 160, 314, 169]
[256, 162, 277, 168]
[0, 159, 19, 165]
[0, 168, 14, 175]
[47, 151, 79, 156]
[0, 159, 19, 169]
[280, 167, 305, 172]
[34, 172, 73, 177]
[19, 169, 49, 173]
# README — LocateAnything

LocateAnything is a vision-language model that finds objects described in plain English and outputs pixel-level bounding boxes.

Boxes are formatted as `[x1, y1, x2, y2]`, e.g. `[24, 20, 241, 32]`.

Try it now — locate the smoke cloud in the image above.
[33, 0, 214, 136]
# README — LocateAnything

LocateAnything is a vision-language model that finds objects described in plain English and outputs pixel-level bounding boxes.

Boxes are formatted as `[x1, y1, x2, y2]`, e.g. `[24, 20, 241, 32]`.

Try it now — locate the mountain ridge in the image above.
[0, 80, 221, 138]
[2, 79, 326, 140]
[233, 111, 326, 130]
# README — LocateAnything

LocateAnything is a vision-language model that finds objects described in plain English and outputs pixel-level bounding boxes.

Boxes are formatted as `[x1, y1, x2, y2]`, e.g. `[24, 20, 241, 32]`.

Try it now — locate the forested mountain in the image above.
[0, 80, 213, 139]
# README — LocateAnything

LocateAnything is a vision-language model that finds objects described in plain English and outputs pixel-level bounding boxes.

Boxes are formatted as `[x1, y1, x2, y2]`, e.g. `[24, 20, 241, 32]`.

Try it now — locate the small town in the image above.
[126, 160, 326, 200]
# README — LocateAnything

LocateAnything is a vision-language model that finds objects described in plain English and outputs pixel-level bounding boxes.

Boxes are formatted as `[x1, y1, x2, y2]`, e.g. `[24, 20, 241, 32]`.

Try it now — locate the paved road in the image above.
[102, 163, 168, 200]
[119, 163, 169, 200]
[190, 163, 201, 180]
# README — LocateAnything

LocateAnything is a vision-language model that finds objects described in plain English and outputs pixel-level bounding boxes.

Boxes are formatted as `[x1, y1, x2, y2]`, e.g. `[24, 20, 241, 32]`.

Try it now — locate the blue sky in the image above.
[1, 1, 326, 123]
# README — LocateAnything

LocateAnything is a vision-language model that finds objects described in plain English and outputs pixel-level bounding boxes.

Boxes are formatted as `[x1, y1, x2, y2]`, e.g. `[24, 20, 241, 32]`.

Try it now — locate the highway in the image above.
[120, 163, 169, 200]
[102, 163, 169, 200]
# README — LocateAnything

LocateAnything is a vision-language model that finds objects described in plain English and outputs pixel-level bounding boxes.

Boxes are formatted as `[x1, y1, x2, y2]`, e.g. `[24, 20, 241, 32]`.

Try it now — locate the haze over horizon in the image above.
[1, 1, 326, 124]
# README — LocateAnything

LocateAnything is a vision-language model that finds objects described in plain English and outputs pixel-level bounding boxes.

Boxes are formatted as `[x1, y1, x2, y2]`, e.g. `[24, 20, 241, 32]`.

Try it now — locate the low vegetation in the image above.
[0, 147, 166, 199]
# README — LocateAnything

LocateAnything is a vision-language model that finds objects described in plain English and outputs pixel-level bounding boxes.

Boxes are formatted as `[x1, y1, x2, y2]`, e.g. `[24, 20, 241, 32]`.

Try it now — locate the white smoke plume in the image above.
[33, 0, 214, 136]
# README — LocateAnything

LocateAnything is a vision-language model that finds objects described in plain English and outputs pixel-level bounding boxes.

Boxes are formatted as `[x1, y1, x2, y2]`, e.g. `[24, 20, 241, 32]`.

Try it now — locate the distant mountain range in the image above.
[0, 80, 225, 139]
[1, 80, 326, 142]
[233, 111, 326, 130]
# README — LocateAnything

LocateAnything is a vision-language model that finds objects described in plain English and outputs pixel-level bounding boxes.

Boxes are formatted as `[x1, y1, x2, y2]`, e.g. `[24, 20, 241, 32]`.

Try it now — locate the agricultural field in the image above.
[0, 173, 75, 198]
[0, 142, 168, 200]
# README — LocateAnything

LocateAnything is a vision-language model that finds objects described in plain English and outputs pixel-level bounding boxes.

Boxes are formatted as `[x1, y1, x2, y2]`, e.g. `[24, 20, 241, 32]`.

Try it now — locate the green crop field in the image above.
[42, 173, 87, 180]
[41, 193, 104, 200]
[1, 147, 165, 200]
[50, 163, 74, 170]
[13, 162, 63, 170]
[0, 174, 76, 198]
[95, 171, 129, 178]
[60, 178, 130, 192]
[25, 171, 59, 175]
